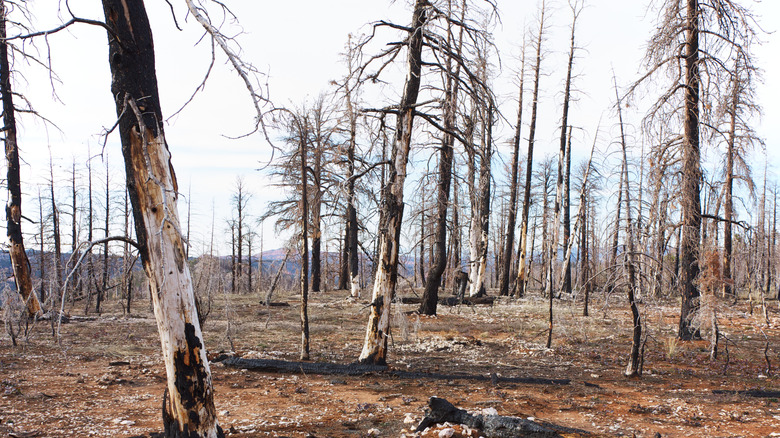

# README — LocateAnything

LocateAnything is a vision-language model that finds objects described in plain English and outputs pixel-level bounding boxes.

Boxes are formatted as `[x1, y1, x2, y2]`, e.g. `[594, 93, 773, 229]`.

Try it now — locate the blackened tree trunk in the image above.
[100, 1, 223, 435]
[419, 0, 463, 314]
[616, 82, 642, 377]
[514, 2, 546, 298]
[98, 157, 110, 314]
[344, 62, 360, 297]
[359, 0, 427, 365]
[723, 64, 738, 299]
[1, 3, 42, 316]
[556, 4, 578, 297]
[299, 125, 311, 360]
[678, 0, 702, 341]
[49, 161, 64, 302]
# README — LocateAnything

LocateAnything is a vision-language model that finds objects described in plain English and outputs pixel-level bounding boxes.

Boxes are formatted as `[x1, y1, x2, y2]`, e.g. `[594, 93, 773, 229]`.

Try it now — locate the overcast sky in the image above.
[7, 0, 779, 257]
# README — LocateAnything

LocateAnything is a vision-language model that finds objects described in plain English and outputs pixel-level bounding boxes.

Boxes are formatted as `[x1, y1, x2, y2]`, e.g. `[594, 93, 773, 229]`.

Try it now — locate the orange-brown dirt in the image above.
[3, 288, 780, 437]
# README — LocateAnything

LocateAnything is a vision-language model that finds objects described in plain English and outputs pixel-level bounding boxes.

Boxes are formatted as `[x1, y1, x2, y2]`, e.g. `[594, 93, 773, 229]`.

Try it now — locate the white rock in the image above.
[404, 414, 417, 424]
[367, 428, 380, 436]
[120, 420, 135, 426]
[438, 427, 455, 438]
[482, 407, 498, 416]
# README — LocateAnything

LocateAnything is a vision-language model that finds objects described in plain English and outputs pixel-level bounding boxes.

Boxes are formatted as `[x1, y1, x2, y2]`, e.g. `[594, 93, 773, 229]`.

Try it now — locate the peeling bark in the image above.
[359, 0, 427, 365]
[101, 1, 223, 436]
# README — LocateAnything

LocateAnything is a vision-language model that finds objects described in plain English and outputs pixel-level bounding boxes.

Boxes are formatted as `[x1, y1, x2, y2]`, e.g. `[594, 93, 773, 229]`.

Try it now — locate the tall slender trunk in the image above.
[616, 82, 642, 377]
[419, 203, 426, 287]
[2, 3, 42, 316]
[50, 162, 63, 300]
[469, 106, 493, 298]
[359, 0, 426, 365]
[339, 220, 348, 290]
[580, 193, 590, 317]
[100, 1, 223, 435]
[678, 0, 702, 340]
[514, 2, 545, 298]
[344, 74, 360, 297]
[98, 158, 110, 314]
[562, 128, 573, 295]
[556, 7, 577, 297]
[299, 129, 310, 360]
[498, 49, 525, 297]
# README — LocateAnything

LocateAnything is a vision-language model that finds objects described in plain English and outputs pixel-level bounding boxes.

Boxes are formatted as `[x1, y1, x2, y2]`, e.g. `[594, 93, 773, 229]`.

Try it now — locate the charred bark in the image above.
[100, 1, 223, 436]
[359, 0, 427, 365]
[514, 3, 546, 298]
[1, 3, 42, 317]
[678, 0, 702, 341]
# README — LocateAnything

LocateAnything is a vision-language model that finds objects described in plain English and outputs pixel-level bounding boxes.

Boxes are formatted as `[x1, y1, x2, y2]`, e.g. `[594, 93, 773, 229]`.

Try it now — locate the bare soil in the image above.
[3, 288, 780, 437]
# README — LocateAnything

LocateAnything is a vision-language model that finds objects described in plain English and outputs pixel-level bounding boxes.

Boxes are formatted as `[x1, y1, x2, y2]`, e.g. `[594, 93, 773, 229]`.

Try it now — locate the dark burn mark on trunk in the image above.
[163, 323, 224, 437]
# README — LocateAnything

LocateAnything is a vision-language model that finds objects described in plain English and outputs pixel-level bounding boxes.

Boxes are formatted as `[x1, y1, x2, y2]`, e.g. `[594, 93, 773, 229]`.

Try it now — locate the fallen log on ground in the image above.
[417, 397, 592, 437]
[220, 358, 569, 385]
[400, 296, 496, 306]
[713, 389, 780, 398]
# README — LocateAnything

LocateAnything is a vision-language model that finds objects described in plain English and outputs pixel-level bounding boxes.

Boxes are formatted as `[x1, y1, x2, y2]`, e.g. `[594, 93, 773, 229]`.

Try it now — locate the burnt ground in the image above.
[3, 287, 780, 437]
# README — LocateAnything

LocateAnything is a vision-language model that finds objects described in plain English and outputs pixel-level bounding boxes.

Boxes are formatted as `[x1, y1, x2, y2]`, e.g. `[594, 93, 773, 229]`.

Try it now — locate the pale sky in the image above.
[6, 0, 779, 257]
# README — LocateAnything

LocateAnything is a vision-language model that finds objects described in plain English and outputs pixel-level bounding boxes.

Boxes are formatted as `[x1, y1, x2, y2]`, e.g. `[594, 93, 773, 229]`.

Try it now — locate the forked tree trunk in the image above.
[678, 0, 702, 341]
[1, 3, 42, 317]
[100, 1, 223, 436]
[514, 2, 545, 298]
[359, 0, 426, 365]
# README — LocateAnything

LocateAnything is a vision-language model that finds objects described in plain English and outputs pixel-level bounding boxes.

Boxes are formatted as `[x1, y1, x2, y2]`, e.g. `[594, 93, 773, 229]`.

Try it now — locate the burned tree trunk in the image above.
[100, 1, 223, 436]
[498, 51, 525, 297]
[359, 0, 427, 365]
[616, 82, 642, 377]
[678, 0, 702, 341]
[514, 2, 546, 298]
[299, 128, 311, 361]
[1, 3, 42, 317]
[419, 2, 463, 314]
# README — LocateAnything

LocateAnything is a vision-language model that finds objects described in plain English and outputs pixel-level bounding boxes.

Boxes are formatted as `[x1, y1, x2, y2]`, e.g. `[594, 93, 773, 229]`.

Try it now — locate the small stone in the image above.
[438, 427, 455, 438]
[219, 410, 230, 417]
[367, 428, 380, 436]
[482, 407, 498, 416]
[404, 414, 416, 424]
[120, 420, 135, 426]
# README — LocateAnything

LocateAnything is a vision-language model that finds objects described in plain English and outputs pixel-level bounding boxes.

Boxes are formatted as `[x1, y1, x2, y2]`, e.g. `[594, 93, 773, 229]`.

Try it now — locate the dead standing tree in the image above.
[631, 0, 762, 340]
[514, 0, 547, 298]
[1, 1, 42, 317]
[358, 0, 428, 365]
[100, 1, 226, 435]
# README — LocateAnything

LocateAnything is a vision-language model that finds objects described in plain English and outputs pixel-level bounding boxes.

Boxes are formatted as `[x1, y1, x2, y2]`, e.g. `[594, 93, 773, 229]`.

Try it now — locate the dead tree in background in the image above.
[558, 1, 581, 296]
[514, 1, 546, 298]
[419, 0, 465, 314]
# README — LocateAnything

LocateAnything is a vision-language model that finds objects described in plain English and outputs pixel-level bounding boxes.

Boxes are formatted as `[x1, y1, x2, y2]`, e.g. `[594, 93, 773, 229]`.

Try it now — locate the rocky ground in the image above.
[3, 287, 780, 437]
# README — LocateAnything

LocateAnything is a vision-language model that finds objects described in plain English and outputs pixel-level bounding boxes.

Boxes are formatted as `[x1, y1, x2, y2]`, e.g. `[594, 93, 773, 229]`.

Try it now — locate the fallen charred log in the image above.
[220, 358, 569, 385]
[713, 389, 780, 398]
[417, 397, 592, 437]
[400, 296, 496, 306]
